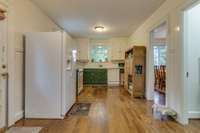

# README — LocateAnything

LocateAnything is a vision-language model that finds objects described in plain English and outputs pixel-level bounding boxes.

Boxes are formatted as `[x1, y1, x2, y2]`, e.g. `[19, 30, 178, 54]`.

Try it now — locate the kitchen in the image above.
[2, 0, 200, 132]
[75, 38, 128, 94]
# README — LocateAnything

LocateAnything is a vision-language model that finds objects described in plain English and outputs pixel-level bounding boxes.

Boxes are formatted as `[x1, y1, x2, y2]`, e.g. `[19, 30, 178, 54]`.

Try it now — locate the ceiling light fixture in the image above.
[94, 26, 105, 32]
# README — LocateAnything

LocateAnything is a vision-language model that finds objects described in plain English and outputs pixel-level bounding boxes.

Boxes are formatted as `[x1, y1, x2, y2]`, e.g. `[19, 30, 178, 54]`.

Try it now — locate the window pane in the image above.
[153, 45, 167, 66]
[90, 45, 110, 62]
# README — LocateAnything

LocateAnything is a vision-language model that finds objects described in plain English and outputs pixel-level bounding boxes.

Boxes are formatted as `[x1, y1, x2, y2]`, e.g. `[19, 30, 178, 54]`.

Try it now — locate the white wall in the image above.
[186, 3, 200, 118]
[7, 0, 62, 125]
[128, 0, 199, 124]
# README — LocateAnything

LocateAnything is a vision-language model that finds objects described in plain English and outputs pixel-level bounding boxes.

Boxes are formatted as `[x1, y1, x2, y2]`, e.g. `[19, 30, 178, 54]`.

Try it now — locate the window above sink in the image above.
[90, 44, 111, 63]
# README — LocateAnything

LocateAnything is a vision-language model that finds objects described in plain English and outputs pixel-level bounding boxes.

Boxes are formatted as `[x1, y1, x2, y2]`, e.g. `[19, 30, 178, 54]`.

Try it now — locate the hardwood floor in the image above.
[11, 86, 200, 133]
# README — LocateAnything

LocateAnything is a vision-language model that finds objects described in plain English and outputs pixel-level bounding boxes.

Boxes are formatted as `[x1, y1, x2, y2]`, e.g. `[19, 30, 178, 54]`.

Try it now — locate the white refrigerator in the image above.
[25, 31, 76, 119]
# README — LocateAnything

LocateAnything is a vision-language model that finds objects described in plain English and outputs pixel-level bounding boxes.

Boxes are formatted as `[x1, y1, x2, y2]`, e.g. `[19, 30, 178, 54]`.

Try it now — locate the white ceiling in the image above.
[31, 0, 165, 39]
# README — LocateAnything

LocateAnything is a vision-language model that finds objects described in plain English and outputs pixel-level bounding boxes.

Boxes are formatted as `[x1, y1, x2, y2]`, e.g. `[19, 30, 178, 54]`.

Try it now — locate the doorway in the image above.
[150, 22, 168, 106]
[183, 1, 200, 122]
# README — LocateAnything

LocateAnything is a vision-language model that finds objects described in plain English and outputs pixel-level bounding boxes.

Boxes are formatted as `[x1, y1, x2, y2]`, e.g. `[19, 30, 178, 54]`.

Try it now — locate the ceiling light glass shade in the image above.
[95, 26, 105, 32]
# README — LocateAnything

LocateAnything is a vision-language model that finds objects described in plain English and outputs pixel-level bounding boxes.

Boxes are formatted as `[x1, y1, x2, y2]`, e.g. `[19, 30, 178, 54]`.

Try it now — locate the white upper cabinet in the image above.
[75, 38, 128, 62]
[76, 38, 89, 60]
[111, 38, 128, 60]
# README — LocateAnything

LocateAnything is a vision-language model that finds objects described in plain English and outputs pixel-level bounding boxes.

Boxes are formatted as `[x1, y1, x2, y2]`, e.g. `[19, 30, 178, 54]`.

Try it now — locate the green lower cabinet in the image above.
[83, 69, 107, 85]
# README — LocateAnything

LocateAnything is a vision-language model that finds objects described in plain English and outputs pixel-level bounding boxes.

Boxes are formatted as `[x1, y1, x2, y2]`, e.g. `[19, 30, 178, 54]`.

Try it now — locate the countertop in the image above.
[83, 67, 124, 69]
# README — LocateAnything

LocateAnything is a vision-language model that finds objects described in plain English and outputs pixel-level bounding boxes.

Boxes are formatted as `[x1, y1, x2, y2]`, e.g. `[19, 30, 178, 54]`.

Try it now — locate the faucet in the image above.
[99, 64, 103, 68]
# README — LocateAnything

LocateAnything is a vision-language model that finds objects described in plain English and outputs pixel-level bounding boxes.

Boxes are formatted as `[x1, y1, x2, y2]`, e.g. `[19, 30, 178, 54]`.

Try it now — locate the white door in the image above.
[184, 3, 200, 120]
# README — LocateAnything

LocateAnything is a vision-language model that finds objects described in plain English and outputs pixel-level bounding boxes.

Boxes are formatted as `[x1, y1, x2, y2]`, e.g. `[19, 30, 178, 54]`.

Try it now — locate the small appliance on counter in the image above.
[118, 63, 125, 68]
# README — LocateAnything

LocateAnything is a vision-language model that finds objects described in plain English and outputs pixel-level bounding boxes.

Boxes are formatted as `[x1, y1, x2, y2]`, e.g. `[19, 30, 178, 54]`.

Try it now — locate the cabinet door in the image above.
[77, 39, 89, 60]
[125, 59, 129, 75]
[129, 59, 133, 75]
[111, 39, 127, 60]
[79, 44, 88, 60]
[108, 69, 120, 85]
[124, 60, 129, 89]
[118, 42, 125, 60]
[111, 43, 120, 60]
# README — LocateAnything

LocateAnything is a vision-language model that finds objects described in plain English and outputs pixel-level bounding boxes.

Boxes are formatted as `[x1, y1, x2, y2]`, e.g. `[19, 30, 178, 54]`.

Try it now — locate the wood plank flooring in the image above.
[11, 86, 200, 133]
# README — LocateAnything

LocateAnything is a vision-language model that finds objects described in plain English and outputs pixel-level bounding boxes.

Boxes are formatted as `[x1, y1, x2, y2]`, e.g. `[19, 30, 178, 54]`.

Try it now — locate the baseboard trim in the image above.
[15, 111, 24, 122]
[188, 111, 200, 119]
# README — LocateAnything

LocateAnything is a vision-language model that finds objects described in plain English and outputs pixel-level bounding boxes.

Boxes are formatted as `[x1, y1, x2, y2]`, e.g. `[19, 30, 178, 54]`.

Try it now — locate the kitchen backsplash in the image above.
[76, 62, 119, 69]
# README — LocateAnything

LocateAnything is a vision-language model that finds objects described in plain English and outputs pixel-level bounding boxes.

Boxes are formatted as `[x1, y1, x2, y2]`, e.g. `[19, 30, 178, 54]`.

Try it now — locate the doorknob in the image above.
[2, 65, 6, 69]
[1, 72, 8, 77]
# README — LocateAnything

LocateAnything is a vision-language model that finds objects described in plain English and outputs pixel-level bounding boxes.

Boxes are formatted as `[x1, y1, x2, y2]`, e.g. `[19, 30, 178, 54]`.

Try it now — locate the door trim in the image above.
[0, 1, 8, 128]
[181, 0, 200, 125]
[147, 16, 169, 104]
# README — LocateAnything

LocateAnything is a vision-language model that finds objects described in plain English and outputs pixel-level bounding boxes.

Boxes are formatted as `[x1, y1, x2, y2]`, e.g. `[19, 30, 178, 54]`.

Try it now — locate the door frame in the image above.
[0, 0, 19, 127]
[146, 17, 169, 105]
[0, 0, 9, 129]
[181, 0, 200, 124]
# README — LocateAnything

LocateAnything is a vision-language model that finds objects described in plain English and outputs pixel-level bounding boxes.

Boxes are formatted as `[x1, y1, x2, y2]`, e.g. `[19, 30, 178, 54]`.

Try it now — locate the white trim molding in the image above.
[14, 111, 24, 122]
[188, 111, 200, 119]
[146, 16, 169, 101]
[180, 0, 200, 125]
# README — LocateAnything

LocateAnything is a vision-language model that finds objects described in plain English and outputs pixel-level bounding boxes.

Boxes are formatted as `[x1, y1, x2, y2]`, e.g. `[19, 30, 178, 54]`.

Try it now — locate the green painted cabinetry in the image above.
[83, 69, 107, 84]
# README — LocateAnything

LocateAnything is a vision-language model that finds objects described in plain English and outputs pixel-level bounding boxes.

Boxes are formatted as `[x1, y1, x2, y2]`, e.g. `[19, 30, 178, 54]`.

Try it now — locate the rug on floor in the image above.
[5, 127, 43, 133]
[69, 103, 91, 116]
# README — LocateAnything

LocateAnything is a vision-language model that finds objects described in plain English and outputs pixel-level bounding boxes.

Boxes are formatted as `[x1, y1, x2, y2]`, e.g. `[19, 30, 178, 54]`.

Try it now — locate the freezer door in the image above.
[25, 32, 63, 119]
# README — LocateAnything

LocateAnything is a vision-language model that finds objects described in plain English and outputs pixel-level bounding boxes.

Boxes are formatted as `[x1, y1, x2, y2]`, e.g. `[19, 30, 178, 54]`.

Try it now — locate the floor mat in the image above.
[5, 127, 42, 133]
[69, 103, 91, 116]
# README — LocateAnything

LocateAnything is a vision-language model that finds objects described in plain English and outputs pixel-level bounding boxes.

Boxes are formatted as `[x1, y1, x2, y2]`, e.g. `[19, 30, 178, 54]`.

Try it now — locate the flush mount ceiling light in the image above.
[94, 26, 105, 32]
